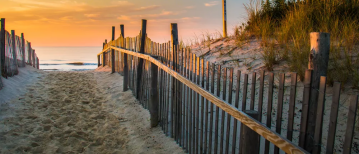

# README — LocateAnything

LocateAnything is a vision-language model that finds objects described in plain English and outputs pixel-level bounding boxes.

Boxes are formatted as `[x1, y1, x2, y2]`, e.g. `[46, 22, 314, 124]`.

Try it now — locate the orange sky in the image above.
[1, 0, 247, 47]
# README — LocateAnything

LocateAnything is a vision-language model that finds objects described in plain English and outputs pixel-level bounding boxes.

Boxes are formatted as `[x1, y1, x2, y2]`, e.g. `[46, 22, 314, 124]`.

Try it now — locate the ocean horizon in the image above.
[34, 46, 102, 71]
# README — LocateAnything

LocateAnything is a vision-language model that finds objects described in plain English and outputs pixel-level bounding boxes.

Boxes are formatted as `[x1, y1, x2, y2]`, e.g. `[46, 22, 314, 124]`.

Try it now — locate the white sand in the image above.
[0, 65, 42, 104]
[0, 66, 184, 154]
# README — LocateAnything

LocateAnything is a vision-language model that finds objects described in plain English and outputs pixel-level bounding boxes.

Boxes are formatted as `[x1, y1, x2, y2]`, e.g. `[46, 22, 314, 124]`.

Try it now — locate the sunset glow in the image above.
[1, 0, 246, 47]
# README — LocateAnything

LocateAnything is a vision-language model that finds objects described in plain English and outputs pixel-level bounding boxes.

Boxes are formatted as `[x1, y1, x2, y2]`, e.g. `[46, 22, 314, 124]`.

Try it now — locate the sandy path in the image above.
[0, 68, 185, 154]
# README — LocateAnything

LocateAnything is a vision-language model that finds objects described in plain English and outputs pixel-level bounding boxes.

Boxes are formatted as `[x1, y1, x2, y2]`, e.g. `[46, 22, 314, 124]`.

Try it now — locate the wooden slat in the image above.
[161, 45, 165, 130]
[220, 67, 228, 154]
[287, 73, 298, 141]
[149, 57, 159, 127]
[160, 56, 163, 127]
[264, 72, 274, 154]
[274, 73, 285, 154]
[208, 63, 215, 154]
[171, 45, 176, 139]
[176, 46, 180, 143]
[242, 74, 248, 111]
[240, 110, 260, 154]
[225, 68, 234, 154]
[182, 48, 187, 150]
[299, 70, 313, 148]
[204, 61, 210, 153]
[165, 43, 170, 135]
[258, 70, 265, 122]
[232, 70, 241, 154]
[177, 46, 182, 145]
[250, 72, 257, 110]
[343, 95, 359, 154]
[102, 46, 308, 154]
[312, 76, 326, 154]
[186, 48, 190, 152]
[160, 44, 164, 129]
[189, 52, 194, 153]
[195, 55, 200, 154]
[181, 48, 185, 147]
[214, 64, 221, 154]
[326, 82, 341, 154]
[200, 59, 205, 154]
[178, 46, 182, 144]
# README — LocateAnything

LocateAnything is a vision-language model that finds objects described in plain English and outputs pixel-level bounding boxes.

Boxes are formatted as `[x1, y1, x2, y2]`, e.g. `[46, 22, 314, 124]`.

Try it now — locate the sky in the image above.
[0, 0, 250, 47]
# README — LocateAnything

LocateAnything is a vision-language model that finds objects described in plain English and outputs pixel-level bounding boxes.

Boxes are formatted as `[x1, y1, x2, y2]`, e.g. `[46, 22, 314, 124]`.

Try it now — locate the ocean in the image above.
[34, 46, 102, 71]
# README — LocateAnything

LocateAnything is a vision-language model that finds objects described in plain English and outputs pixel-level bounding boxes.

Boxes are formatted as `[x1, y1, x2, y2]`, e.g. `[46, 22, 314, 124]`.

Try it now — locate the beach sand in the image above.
[0, 66, 184, 154]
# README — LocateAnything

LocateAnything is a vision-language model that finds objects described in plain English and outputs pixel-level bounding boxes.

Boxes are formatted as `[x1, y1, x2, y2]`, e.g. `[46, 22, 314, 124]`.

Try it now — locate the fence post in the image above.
[121, 24, 129, 91]
[149, 56, 159, 127]
[240, 110, 259, 154]
[98, 55, 100, 67]
[136, 19, 147, 99]
[28, 42, 31, 65]
[120, 24, 125, 75]
[37, 58, 39, 69]
[305, 32, 330, 151]
[111, 26, 115, 73]
[101, 42, 104, 67]
[103, 39, 107, 67]
[0, 18, 5, 77]
[11, 30, 19, 75]
[32, 49, 35, 68]
[21, 33, 25, 67]
[170, 23, 179, 140]
[222, 0, 227, 38]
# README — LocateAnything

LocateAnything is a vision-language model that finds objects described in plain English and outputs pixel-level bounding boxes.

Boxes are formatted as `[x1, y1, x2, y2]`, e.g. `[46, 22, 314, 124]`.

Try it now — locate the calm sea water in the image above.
[34, 47, 102, 71]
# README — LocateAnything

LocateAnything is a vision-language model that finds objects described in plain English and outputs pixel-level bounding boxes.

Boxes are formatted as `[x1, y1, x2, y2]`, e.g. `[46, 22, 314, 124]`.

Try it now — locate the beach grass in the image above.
[243, 0, 359, 83]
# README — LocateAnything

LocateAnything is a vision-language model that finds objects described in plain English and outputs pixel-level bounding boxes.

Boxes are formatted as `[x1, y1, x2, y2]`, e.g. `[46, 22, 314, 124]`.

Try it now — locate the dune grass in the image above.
[243, 0, 359, 84]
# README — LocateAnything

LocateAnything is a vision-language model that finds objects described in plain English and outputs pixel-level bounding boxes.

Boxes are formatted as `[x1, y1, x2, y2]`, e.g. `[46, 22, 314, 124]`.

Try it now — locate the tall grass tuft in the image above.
[244, 0, 359, 83]
[261, 41, 279, 71]
[234, 24, 249, 48]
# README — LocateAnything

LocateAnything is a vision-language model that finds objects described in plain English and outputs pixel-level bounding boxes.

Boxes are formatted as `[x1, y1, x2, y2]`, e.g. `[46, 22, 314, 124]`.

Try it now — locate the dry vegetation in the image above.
[244, 0, 359, 85]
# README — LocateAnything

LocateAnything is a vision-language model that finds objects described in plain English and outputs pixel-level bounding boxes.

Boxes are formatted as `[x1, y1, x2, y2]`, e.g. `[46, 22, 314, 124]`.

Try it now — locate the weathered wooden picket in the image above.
[97, 20, 359, 154]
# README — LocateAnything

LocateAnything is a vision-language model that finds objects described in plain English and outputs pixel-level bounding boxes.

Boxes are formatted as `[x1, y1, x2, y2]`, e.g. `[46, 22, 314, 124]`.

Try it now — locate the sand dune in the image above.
[0, 67, 184, 154]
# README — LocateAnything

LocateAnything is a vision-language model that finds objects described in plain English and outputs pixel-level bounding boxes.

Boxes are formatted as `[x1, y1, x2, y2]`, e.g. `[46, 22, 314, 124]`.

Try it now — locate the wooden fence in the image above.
[0, 18, 39, 90]
[97, 20, 359, 154]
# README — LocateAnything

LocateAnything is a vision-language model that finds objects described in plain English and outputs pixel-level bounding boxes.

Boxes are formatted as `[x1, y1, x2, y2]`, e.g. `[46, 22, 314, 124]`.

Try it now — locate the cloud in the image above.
[185, 6, 195, 9]
[117, 11, 182, 20]
[111, 1, 132, 6]
[134, 5, 160, 11]
[84, 14, 99, 18]
[117, 15, 131, 20]
[60, 16, 74, 21]
[205, 1, 219, 7]
[182, 17, 200, 20]
[9, 0, 86, 8]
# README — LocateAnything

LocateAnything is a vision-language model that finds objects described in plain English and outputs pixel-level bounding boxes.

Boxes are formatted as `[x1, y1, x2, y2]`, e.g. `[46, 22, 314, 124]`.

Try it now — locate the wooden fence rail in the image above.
[97, 20, 359, 154]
